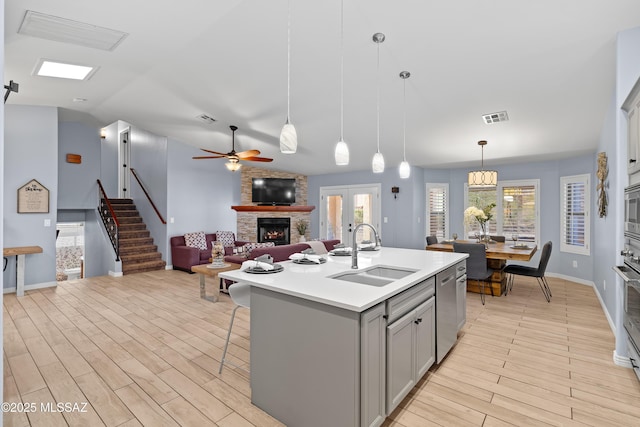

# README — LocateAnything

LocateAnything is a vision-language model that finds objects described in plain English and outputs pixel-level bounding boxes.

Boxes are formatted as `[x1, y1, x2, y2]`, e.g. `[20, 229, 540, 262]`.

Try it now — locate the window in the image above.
[426, 183, 449, 240]
[560, 174, 590, 255]
[465, 180, 540, 242]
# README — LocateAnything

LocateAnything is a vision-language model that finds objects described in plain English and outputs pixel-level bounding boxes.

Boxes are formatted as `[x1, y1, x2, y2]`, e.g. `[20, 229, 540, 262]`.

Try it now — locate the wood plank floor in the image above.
[4, 270, 640, 426]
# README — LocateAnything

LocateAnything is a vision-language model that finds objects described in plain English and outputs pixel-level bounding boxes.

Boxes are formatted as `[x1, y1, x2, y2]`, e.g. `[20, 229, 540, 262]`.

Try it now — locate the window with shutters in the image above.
[426, 183, 449, 240]
[560, 174, 590, 255]
[464, 180, 539, 243]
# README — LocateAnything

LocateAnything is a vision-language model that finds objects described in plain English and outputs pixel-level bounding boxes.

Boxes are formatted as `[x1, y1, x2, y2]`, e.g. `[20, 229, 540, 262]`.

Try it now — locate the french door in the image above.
[319, 184, 381, 246]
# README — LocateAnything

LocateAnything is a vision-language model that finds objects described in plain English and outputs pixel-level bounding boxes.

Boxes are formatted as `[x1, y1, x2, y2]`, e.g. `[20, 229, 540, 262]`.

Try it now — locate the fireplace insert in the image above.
[257, 217, 290, 246]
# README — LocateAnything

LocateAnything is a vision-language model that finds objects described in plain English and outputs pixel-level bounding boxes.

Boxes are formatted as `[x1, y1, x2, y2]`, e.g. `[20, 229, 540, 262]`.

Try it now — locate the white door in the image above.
[319, 185, 381, 246]
[119, 129, 131, 199]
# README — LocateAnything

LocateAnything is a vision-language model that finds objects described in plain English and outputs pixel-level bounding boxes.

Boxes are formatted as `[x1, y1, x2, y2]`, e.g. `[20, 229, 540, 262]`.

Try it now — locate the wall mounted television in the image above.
[252, 178, 296, 205]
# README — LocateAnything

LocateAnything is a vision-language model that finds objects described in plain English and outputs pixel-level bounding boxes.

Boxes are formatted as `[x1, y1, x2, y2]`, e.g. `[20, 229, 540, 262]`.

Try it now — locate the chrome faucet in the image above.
[352, 223, 381, 269]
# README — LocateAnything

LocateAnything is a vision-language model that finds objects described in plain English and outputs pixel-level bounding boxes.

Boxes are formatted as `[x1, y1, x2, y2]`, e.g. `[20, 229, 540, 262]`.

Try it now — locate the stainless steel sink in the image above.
[330, 265, 417, 286]
[331, 273, 393, 287]
[364, 266, 417, 279]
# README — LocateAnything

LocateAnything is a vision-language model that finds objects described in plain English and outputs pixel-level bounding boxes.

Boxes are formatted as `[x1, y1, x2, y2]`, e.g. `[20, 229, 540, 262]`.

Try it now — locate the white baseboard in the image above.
[546, 272, 594, 287]
[108, 271, 123, 277]
[3, 281, 58, 294]
[166, 264, 173, 270]
[614, 349, 632, 368]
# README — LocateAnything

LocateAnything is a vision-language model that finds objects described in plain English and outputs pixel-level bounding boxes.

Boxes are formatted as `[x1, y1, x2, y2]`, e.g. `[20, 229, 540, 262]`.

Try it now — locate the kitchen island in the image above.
[220, 247, 467, 427]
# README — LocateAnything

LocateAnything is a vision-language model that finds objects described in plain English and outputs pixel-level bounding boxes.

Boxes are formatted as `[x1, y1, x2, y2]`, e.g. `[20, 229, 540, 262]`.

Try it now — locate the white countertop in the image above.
[220, 247, 468, 312]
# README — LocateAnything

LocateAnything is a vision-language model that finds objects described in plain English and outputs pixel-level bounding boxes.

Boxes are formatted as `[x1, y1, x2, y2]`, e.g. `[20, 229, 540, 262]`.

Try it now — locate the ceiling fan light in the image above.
[399, 160, 411, 179]
[372, 152, 385, 173]
[280, 121, 297, 154]
[335, 139, 349, 165]
[225, 160, 242, 172]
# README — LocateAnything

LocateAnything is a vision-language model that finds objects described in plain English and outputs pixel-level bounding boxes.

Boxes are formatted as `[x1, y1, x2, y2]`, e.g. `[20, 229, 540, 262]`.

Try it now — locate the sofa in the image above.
[170, 232, 251, 272]
[224, 239, 341, 264]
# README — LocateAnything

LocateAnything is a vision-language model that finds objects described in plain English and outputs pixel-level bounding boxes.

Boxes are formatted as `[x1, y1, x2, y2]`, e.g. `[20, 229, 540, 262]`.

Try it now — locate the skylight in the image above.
[35, 59, 96, 80]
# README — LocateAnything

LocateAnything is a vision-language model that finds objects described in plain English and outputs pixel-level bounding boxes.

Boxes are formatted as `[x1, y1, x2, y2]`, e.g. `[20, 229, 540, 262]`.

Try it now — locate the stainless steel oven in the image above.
[625, 184, 640, 238]
[614, 235, 640, 381]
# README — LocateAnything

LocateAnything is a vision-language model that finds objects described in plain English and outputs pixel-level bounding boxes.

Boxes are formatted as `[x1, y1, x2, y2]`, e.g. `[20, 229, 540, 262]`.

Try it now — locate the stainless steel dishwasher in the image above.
[435, 265, 457, 363]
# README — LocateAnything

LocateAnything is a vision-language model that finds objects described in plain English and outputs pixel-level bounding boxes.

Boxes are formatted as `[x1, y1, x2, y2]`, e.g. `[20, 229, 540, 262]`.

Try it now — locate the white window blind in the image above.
[465, 180, 540, 242]
[560, 174, 590, 255]
[502, 184, 537, 242]
[426, 183, 448, 240]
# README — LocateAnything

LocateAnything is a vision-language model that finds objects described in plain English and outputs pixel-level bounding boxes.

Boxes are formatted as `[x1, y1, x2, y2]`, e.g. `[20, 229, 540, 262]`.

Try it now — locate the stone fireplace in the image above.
[257, 217, 291, 246]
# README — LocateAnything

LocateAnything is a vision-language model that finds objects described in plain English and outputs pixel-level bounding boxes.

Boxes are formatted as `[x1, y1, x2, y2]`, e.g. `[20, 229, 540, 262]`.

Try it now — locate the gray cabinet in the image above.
[623, 78, 640, 175]
[360, 302, 386, 427]
[455, 261, 467, 332]
[386, 296, 435, 413]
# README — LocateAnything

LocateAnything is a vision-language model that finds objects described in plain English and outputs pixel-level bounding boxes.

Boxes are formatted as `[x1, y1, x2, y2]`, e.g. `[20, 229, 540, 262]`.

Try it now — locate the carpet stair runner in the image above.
[109, 198, 166, 275]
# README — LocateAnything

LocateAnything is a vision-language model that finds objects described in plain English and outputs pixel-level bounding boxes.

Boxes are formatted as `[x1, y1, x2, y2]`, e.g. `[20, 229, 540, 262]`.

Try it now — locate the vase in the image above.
[211, 242, 225, 267]
[299, 235, 306, 243]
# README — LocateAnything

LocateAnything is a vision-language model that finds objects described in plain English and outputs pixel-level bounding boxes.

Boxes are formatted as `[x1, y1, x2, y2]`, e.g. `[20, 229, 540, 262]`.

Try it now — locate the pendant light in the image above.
[280, 0, 297, 154]
[399, 71, 411, 179]
[468, 140, 498, 187]
[371, 32, 385, 173]
[334, 0, 349, 165]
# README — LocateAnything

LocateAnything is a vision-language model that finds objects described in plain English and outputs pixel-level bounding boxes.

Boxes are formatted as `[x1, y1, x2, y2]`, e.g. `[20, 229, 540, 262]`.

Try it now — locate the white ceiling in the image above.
[5, 0, 640, 175]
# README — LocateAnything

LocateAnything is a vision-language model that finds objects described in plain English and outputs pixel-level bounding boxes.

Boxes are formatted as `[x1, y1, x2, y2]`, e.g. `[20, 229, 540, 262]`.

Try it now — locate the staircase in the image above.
[109, 199, 166, 275]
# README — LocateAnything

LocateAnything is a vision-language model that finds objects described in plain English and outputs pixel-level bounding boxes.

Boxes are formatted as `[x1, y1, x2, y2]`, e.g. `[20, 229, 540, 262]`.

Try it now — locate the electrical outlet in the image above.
[572, 260, 578, 268]
[384, 217, 388, 223]
[170, 217, 175, 224]
[44, 219, 51, 227]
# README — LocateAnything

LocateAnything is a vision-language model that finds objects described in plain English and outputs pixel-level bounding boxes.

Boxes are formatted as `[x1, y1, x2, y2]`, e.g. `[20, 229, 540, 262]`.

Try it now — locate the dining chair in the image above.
[503, 241, 552, 302]
[453, 242, 494, 305]
[426, 235, 438, 245]
[219, 281, 251, 374]
[490, 235, 506, 242]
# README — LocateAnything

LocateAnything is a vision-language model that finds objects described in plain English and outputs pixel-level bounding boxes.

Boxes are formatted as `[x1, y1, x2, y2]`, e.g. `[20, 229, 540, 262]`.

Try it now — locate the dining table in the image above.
[425, 239, 537, 296]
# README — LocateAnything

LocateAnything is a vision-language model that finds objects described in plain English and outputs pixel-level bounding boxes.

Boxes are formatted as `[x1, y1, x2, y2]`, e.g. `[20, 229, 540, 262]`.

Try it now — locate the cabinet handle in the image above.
[631, 159, 637, 164]
[414, 318, 422, 324]
[631, 357, 639, 369]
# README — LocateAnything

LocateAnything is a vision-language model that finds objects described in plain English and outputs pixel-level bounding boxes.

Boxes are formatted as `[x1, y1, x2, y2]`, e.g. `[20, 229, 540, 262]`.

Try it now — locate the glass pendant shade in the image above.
[372, 151, 385, 173]
[399, 160, 411, 179]
[279, 120, 297, 154]
[335, 139, 349, 165]
[225, 160, 242, 172]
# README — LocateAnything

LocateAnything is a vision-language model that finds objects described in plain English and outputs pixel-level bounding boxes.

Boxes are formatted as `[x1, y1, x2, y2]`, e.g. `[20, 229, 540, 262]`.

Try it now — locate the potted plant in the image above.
[296, 218, 308, 242]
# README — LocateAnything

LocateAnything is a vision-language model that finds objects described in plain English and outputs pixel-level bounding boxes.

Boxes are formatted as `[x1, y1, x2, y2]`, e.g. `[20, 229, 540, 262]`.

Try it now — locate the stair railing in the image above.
[97, 179, 120, 261]
[130, 168, 167, 224]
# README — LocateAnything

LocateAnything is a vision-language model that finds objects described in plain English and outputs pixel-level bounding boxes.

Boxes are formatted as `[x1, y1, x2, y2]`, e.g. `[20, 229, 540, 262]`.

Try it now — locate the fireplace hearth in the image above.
[257, 217, 290, 246]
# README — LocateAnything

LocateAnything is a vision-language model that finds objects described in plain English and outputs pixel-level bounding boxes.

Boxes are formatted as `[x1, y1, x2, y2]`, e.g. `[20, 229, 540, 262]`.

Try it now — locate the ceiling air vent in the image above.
[197, 114, 217, 124]
[482, 111, 509, 124]
[18, 10, 128, 51]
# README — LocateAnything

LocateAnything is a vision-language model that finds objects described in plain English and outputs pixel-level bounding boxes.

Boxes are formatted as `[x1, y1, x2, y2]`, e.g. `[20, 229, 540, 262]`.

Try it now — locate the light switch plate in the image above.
[44, 219, 51, 227]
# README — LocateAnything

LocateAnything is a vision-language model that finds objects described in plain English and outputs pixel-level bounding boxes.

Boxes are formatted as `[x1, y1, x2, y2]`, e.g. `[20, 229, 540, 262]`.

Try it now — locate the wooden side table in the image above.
[3, 246, 43, 297]
[191, 263, 240, 302]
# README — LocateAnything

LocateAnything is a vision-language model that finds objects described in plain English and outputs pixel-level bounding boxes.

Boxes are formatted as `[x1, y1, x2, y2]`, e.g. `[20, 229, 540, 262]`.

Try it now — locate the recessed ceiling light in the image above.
[482, 111, 509, 124]
[34, 59, 97, 80]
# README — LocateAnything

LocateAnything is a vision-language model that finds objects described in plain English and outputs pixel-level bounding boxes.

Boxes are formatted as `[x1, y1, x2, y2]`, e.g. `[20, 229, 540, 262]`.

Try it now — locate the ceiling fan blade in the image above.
[192, 155, 226, 159]
[243, 156, 274, 162]
[236, 149, 260, 158]
[200, 148, 230, 156]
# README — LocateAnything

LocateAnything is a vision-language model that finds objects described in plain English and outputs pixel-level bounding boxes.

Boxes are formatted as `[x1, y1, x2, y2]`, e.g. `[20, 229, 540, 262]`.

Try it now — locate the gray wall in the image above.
[308, 167, 427, 250]
[165, 138, 241, 266]
[58, 121, 101, 209]
[309, 155, 595, 279]
[129, 125, 169, 261]
[3, 105, 58, 289]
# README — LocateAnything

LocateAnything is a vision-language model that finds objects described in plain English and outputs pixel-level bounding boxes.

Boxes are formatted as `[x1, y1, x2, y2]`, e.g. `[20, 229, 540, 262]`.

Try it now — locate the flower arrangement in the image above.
[295, 218, 308, 236]
[464, 203, 496, 238]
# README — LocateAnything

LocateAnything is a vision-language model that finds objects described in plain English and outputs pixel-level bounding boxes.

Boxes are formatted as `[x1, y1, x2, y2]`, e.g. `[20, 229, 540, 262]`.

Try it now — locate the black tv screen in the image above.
[252, 178, 296, 205]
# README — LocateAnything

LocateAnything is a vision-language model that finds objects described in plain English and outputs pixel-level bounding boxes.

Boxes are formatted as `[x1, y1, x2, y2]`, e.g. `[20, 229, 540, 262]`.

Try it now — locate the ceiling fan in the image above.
[192, 125, 273, 171]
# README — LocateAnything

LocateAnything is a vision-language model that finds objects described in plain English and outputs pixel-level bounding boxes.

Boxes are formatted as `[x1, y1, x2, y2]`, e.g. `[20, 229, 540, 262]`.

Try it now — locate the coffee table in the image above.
[191, 263, 240, 302]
